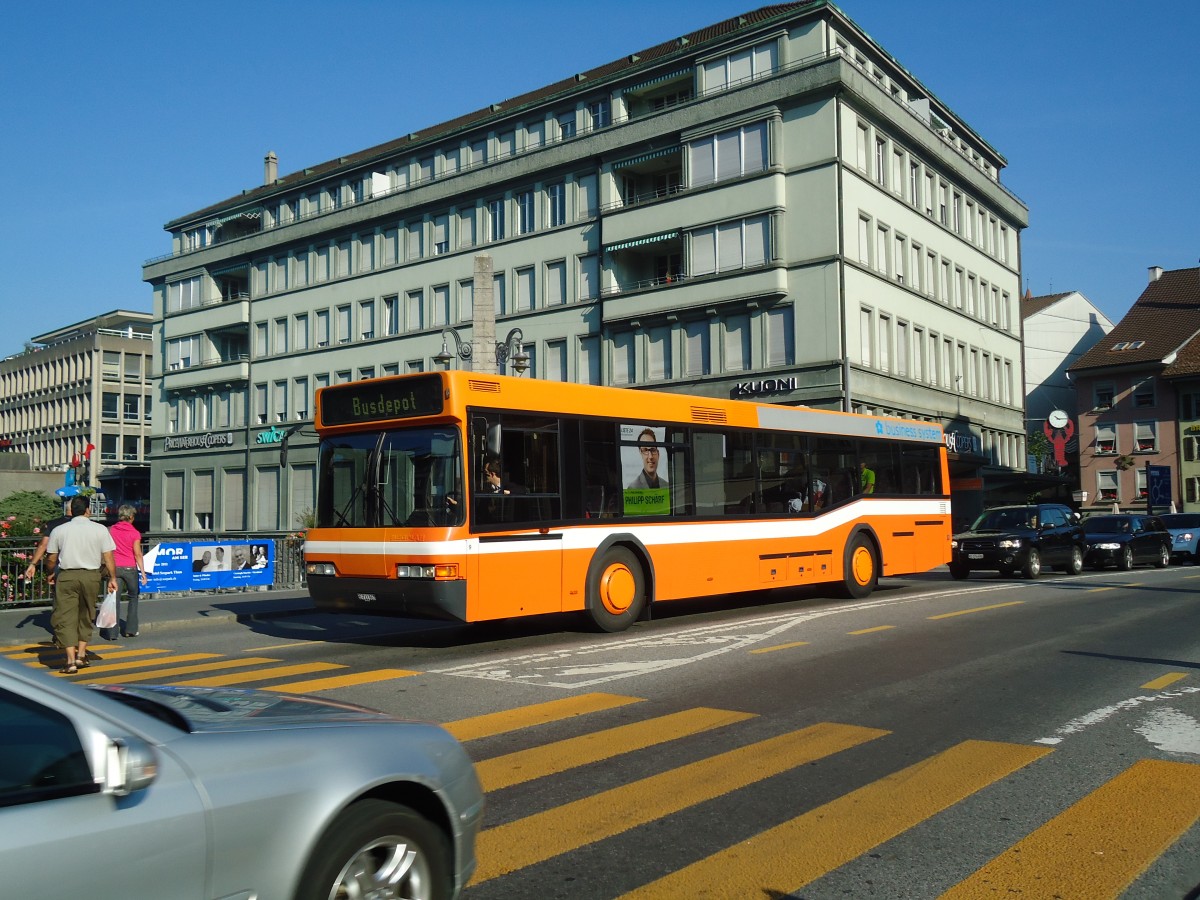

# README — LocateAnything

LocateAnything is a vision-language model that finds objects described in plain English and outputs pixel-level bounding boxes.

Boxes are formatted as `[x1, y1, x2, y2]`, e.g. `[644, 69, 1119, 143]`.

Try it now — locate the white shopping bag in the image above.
[96, 590, 118, 629]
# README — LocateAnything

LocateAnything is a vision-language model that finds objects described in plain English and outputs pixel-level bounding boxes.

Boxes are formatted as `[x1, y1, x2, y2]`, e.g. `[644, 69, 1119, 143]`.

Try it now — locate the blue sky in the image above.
[2, 0, 1196, 360]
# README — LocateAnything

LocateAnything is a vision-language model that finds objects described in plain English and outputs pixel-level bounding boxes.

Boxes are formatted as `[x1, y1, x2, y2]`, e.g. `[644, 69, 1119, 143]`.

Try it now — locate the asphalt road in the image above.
[7, 566, 1200, 898]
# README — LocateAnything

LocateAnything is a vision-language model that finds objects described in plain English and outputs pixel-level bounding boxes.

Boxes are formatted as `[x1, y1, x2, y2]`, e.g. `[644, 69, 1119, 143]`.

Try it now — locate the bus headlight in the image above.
[305, 562, 337, 576]
[396, 564, 460, 579]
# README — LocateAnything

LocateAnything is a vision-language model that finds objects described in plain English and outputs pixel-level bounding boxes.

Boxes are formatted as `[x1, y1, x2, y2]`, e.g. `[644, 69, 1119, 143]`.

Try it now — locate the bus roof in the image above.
[315, 370, 946, 445]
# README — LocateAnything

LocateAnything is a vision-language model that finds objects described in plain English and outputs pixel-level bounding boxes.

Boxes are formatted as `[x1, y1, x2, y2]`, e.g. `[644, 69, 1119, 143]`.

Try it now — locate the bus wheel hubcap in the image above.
[600, 563, 635, 614]
[851, 547, 873, 585]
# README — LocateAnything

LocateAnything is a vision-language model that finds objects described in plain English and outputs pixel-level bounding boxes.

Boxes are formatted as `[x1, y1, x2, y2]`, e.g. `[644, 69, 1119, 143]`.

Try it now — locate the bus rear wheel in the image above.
[585, 546, 646, 633]
[839, 534, 878, 599]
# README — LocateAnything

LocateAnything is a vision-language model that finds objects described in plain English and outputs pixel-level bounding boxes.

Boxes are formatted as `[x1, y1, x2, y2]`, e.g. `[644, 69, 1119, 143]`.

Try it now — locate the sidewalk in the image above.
[0, 589, 316, 648]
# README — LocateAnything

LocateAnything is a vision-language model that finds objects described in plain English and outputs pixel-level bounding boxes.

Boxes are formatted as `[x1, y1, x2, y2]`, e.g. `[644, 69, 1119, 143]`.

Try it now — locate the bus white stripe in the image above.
[304, 498, 949, 557]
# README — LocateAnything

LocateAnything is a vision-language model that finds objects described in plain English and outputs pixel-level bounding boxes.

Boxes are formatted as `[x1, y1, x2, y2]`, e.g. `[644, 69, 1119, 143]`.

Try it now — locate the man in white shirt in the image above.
[45, 496, 118, 674]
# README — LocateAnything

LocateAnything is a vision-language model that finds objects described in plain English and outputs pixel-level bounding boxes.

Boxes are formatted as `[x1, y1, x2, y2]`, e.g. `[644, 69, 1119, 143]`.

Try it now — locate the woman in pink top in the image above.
[104, 504, 147, 640]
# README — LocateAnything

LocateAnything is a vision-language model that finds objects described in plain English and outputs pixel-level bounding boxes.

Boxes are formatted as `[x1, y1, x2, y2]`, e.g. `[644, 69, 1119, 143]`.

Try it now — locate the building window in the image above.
[579, 335, 600, 385]
[433, 215, 449, 255]
[1134, 422, 1157, 453]
[487, 198, 505, 242]
[647, 326, 672, 381]
[359, 299, 375, 340]
[544, 339, 567, 381]
[457, 281, 473, 321]
[254, 383, 267, 425]
[406, 291, 423, 331]
[516, 267, 535, 311]
[1133, 379, 1156, 408]
[1094, 424, 1116, 455]
[547, 182, 566, 227]
[874, 138, 886, 187]
[765, 306, 794, 367]
[611, 332, 634, 385]
[688, 121, 768, 188]
[578, 254, 598, 301]
[1097, 470, 1119, 502]
[1094, 383, 1115, 410]
[545, 260, 566, 306]
[516, 190, 535, 235]
[587, 98, 610, 129]
[337, 305, 351, 344]
[690, 216, 769, 275]
[724, 314, 750, 371]
[860, 308, 873, 368]
[382, 296, 400, 336]
[432, 285, 450, 327]
[684, 320, 710, 377]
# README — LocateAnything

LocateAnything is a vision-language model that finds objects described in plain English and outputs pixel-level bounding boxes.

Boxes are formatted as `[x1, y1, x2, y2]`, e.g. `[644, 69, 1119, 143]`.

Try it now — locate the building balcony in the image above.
[602, 263, 787, 325]
[162, 294, 250, 337]
[160, 355, 250, 391]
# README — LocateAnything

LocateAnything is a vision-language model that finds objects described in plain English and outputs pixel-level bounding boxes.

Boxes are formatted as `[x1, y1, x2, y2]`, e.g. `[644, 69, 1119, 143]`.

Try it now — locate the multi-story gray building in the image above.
[142, 1, 1027, 535]
[0, 310, 154, 490]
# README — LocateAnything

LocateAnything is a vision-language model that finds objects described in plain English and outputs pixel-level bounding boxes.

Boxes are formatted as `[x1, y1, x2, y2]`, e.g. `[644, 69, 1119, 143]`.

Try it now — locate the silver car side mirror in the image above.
[106, 737, 159, 797]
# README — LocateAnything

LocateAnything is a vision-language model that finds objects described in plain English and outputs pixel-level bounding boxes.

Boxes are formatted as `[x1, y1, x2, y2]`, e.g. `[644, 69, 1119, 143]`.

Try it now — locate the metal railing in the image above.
[0, 533, 307, 609]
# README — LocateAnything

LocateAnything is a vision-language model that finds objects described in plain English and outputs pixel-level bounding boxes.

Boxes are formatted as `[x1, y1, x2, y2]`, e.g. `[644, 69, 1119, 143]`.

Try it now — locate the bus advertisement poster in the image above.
[143, 540, 273, 592]
[621, 423, 668, 515]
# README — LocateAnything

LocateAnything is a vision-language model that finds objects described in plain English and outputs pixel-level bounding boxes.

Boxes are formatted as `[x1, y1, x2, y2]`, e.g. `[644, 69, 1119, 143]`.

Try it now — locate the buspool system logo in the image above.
[874, 420, 943, 442]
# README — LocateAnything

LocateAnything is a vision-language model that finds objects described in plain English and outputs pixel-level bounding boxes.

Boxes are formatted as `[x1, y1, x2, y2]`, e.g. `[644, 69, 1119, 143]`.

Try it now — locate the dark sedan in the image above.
[1082, 514, 1172, 570]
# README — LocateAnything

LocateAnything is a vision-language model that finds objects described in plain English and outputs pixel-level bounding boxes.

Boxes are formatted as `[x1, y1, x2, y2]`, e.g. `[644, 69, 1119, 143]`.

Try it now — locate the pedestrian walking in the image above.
[45, 495, 117, 674]
[22, 505, 72, 646]
[104, 504, 146, 640]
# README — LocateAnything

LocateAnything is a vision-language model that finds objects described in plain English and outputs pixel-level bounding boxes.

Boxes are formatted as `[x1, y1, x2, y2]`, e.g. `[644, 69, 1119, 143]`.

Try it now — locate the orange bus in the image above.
[301, 371, 951, 632]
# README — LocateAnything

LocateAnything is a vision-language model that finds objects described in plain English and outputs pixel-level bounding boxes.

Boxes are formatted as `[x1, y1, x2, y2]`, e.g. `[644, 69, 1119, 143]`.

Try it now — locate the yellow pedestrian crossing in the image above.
[445, 692, 643, 742]
[8, 636, 1200, 896]
[621, 739, 1051, 898]
[470, 721, 888, 884]
[943, 758, 1200, 898]
[475, 707, 755, 792]
[170, 662, 345, 686]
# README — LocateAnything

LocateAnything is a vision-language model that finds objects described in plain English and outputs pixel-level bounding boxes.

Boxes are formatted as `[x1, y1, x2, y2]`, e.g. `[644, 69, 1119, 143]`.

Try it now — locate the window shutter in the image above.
[743, 122, 767, 174]
[690, 138, 715, 187]
[193, 472, 213, 515]
[692, 228, 716, 276]
[223, 469, 245, 531]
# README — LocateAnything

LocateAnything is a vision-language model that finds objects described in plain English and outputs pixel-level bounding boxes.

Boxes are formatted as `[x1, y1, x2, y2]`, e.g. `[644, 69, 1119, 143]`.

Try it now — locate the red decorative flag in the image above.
[70, 453, 81, 468]
[83, 443, 95, 459]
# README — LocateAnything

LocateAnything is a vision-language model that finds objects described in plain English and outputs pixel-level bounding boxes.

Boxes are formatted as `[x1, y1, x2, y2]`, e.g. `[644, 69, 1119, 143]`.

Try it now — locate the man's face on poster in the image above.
[232, 546, 251, 568]
[639, 442, 660, 477]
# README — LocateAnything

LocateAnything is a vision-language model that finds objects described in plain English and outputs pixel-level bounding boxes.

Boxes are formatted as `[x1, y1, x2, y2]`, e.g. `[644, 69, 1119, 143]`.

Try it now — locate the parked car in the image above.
[949, 503, 1085, 579]
[1082, 513, 1172, 570]
[1158, 512, 1200, 564]
[0, 656, 483, 900]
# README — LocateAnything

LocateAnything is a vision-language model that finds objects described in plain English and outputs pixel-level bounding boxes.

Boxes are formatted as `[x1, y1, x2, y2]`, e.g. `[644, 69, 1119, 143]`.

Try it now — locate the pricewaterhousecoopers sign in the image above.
[164, 432, 236, 452]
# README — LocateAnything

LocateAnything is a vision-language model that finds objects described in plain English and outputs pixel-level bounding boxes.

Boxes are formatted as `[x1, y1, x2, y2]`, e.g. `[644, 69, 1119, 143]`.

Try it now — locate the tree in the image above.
[0, 490, 63, 539]
[1026, 430, 1052, 473]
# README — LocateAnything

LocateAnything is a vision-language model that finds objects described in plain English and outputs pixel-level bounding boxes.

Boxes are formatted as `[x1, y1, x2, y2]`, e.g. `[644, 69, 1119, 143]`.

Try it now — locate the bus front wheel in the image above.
[585, 546, 646, 633]
[839, 534, 878, 599]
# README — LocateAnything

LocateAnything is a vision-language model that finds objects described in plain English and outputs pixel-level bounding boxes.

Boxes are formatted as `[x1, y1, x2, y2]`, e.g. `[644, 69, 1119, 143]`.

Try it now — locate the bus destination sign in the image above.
[320, 375, 444, 426]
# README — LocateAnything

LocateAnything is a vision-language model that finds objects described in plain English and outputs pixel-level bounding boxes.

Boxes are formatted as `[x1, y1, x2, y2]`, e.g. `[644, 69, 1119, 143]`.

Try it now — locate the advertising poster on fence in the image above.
[143, 540, 273, 592]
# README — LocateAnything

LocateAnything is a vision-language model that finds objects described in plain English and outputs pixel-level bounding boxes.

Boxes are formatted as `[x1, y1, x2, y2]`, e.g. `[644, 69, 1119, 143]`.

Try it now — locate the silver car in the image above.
[0, 656, 482, 899]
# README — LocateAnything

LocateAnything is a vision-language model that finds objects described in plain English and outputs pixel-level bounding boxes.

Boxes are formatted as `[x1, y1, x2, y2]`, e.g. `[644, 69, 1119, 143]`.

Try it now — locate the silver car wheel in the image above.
[300, 800, 452, 900]
[331, 836, 429, 900]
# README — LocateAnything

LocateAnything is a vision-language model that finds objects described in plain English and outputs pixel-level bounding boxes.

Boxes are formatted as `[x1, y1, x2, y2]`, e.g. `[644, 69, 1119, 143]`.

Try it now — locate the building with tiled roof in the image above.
[1021, 290, 1112, 476]
[1067, 266, 1200, 512]
[142, 1, 1027, 534]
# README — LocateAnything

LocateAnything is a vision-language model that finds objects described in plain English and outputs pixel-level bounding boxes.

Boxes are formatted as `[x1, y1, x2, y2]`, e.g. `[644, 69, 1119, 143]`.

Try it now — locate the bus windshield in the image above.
[316, 427, 463, 528]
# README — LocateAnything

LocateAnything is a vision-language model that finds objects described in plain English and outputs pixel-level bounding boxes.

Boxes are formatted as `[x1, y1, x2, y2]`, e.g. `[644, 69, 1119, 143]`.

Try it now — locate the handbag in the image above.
[96, 589, 118, 629]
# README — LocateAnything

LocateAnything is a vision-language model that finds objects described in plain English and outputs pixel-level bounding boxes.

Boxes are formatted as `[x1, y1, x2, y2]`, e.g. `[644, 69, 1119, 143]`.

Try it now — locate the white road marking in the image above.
[1035, 686, 1200, 746]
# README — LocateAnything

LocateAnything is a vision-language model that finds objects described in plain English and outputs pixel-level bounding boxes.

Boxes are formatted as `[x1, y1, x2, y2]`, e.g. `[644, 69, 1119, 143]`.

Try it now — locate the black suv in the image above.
[950, 503, 1085, 579]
